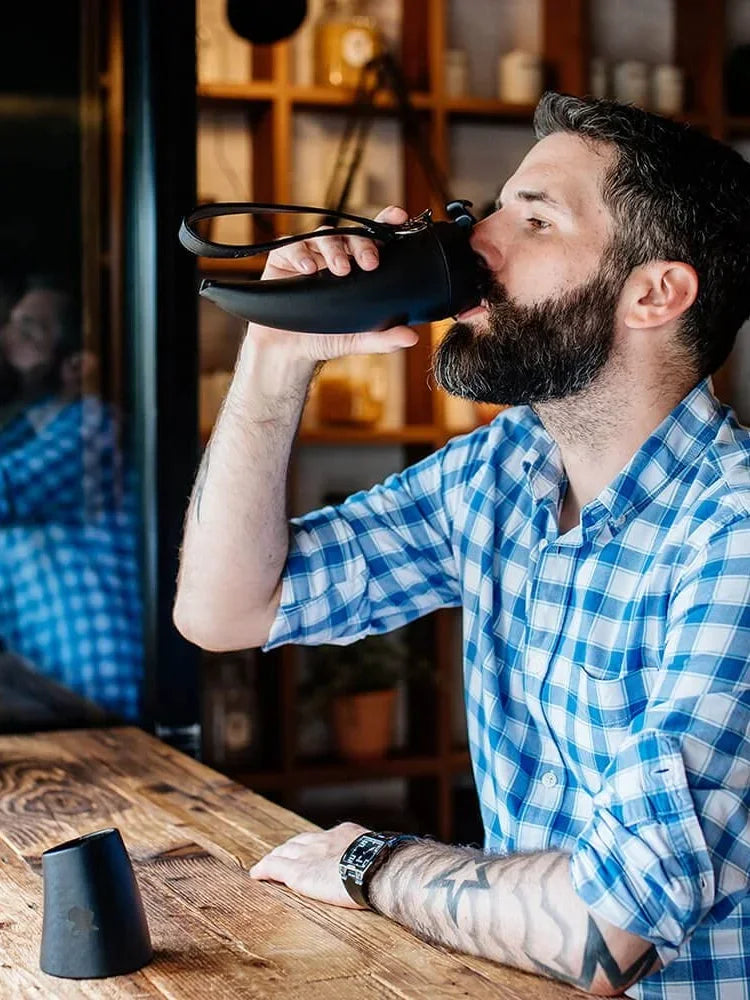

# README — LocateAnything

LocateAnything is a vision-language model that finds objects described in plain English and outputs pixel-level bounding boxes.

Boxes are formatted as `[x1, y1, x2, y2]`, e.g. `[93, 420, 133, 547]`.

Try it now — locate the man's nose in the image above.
[470, 213, 505, 272]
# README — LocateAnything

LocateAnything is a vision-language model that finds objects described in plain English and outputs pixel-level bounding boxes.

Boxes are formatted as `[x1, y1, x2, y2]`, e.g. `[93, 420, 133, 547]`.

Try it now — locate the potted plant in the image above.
[301, 633, 422, 760]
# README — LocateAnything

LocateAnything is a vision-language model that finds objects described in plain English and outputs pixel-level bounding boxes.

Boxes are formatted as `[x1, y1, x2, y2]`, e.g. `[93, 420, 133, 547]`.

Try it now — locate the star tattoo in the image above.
[425, 858, 494, 922]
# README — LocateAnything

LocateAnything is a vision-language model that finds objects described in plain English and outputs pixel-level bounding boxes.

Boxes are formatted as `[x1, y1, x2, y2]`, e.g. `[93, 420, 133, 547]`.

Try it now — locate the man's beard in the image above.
[432, 246, 628, 406]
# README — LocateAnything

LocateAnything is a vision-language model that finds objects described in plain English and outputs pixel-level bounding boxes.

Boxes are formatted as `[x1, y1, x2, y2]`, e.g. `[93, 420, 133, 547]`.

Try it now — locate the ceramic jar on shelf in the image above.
[497, 49, 543, 105]
[444, 49, 469, 97]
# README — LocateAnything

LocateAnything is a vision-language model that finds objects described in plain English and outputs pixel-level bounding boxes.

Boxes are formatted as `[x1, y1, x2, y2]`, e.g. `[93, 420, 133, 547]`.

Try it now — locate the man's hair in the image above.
[534, 92, 750, 377]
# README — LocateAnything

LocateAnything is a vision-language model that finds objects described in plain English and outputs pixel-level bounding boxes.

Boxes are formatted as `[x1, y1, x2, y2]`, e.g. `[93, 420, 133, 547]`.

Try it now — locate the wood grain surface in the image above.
[0, 726, 575, 998]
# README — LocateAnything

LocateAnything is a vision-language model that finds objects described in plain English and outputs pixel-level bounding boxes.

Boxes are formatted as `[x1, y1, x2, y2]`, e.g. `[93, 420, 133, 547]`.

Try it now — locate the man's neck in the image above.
[534, 361, 696, 532]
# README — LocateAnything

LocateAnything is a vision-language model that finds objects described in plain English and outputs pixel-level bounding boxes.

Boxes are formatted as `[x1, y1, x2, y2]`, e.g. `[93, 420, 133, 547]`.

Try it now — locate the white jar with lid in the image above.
[613, 60, 649, 106]
[444, 49, 469, 97]
[498, 50, 543, 105]
[652, 64, 684, 114]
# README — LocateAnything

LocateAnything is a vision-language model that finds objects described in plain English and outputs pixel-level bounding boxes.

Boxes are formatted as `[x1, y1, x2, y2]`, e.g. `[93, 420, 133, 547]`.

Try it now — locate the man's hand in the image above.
[249, 821, 369, 907]
[245, 205, 420, 362]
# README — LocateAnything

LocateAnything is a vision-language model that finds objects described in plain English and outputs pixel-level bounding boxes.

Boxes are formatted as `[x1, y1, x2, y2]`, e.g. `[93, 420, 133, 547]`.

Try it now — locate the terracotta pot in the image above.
[332, 688, 396, 760]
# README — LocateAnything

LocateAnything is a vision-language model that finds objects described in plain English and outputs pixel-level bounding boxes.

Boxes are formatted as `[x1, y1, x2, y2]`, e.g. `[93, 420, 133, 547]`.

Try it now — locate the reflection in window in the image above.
[0, 276, 143, 719]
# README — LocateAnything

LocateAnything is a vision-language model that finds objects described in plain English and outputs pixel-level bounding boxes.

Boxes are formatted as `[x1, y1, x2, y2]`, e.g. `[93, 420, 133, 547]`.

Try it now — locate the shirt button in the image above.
[541, 770, 558, 788]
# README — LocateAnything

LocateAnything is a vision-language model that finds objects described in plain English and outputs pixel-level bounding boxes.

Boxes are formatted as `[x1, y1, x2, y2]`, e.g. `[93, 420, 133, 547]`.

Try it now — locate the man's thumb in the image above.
[348, 326, 420, 355]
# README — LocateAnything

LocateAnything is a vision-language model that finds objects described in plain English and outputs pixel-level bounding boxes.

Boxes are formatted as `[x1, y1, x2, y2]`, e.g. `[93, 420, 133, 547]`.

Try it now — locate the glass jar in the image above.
[315, 0, 382, 88]
[317, 355, 386, 427]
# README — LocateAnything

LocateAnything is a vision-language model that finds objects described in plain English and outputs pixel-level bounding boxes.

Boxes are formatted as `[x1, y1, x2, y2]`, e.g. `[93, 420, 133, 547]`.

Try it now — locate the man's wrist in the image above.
[366, 838, 424, 914]
[231, 331, 318, 418]
[339, 832, 420, 909]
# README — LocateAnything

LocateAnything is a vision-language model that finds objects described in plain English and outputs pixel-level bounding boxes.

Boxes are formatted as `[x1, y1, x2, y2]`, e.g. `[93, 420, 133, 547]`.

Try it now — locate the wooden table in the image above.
[0, 726, 574, 998]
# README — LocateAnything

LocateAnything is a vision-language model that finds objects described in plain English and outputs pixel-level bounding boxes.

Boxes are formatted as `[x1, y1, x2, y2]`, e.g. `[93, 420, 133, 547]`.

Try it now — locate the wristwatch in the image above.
[339, 831, 419, 908]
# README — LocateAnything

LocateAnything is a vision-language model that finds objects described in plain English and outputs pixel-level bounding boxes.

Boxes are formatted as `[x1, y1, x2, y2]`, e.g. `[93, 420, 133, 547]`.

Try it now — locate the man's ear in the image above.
[621, 261, 698, 330]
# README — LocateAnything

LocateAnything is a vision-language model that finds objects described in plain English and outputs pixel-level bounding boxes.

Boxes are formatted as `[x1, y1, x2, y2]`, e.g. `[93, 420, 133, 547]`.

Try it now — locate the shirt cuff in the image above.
[570, 730, 714, 964]
[263, 567, 300, 650]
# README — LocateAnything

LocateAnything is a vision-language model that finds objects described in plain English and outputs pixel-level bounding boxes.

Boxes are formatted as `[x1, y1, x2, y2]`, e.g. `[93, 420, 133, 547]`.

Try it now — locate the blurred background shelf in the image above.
[298, 424, 441, 446]
[226, 748, 472, 791]
[198, 257, 266, 274]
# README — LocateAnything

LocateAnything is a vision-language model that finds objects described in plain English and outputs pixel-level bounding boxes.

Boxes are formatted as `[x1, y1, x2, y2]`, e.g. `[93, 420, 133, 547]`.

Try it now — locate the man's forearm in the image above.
[174, 331, 318, 649]
[369, 842, 659, 996]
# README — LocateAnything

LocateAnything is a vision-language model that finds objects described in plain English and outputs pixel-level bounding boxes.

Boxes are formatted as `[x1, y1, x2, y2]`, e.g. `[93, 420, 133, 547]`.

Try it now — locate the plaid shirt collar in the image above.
[520, 376, 721, 543]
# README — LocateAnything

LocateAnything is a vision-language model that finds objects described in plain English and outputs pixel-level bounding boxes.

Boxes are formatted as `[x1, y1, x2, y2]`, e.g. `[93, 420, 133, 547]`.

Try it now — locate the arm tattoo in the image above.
[529, 855, 658, 989]
[425, 857, 493, 923]
[534, 917, 658, 992]
[370, 843, 659, 994]
[531, 852, 580, 977]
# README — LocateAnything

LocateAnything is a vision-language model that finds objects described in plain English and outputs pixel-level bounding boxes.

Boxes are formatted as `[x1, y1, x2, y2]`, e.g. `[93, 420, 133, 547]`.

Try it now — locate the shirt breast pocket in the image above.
[576, 655, 659, 732]
[547, 654, 660, 776]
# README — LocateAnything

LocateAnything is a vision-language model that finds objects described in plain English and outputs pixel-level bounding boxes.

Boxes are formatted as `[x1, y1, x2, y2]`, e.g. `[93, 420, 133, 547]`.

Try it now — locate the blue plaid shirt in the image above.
[0, 396, 143, 719]
[265, 377, 750, 999]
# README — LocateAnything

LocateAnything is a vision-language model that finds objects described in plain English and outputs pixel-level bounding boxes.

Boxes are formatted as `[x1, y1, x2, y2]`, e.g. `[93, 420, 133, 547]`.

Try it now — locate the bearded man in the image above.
[174, 93, 750, 998]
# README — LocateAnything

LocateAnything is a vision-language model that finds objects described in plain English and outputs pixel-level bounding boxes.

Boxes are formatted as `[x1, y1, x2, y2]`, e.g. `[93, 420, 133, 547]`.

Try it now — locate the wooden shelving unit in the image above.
[231, 749, 472, 792]
[196, 0, 742, 841]
[200, 257, 265, 274]
[299, 424, 441, 446]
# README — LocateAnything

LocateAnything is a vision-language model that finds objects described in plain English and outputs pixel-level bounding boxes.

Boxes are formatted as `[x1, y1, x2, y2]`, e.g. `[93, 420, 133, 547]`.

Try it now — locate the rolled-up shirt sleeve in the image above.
[264, 442, 464, 649]
[570, 511, 750, 965]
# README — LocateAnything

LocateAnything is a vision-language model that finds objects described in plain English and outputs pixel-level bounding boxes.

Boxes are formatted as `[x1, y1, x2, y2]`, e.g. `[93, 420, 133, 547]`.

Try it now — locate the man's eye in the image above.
[527, 218, 550, 231]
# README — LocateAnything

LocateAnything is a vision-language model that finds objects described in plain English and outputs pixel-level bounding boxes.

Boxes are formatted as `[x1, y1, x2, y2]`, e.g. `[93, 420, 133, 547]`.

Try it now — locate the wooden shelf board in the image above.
[200, 424, 441, 450]
[288, 85, 432, 111]
[444, 97, 536, 123]
[198, 81, 275, 102]
[201, 425, 483, 449]
[198, 81, 432, 112]
[199, 257, 266, 275]
[226, 749, 471, 790]
[200, 423, 489, 449]
[298, 424, 439, 446]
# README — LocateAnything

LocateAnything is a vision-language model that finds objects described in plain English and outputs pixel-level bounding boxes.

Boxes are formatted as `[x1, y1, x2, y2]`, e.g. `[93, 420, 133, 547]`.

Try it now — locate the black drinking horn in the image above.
[178, 200, 485, 334]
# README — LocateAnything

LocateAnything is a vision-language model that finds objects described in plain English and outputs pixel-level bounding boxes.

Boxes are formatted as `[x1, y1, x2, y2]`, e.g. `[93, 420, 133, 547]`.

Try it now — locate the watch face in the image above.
[348, 835, 385, 868]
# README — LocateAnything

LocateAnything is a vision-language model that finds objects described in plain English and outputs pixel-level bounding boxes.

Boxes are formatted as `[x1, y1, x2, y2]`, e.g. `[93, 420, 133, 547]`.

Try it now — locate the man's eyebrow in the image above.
[494, 189, 570, 213]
